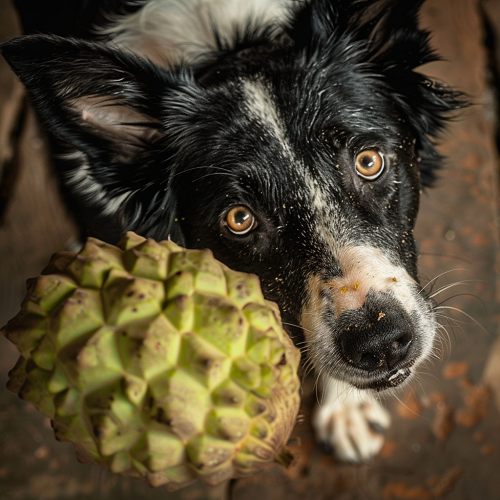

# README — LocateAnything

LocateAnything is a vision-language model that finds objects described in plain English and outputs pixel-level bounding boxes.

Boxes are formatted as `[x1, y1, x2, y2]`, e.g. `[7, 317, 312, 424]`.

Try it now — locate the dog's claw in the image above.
[368, 420, 387, 435]
[322, 440, 334, 455]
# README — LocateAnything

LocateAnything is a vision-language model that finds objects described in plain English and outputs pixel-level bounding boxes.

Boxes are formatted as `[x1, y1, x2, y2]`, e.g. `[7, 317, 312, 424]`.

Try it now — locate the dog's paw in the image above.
[313, 386, 391, 463]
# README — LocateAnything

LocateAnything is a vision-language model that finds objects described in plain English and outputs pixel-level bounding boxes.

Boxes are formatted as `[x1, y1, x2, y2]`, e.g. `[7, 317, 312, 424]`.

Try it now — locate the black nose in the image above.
[340, 329, 412, 371]
[337, 292, 414, 372]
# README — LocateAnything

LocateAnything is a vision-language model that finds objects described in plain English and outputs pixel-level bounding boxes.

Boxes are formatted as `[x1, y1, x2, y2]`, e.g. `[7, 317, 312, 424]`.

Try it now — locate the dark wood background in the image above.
[1, 0, 500, 498]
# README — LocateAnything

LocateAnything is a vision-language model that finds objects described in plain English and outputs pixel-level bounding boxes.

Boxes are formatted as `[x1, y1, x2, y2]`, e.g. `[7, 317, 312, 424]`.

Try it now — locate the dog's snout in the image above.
[337, 292, 414, 372]
[340, 328, 413, 371]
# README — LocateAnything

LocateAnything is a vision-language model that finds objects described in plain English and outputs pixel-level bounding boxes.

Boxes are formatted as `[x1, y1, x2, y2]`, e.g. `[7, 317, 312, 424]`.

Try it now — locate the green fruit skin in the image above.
[1, 232, 301, 490]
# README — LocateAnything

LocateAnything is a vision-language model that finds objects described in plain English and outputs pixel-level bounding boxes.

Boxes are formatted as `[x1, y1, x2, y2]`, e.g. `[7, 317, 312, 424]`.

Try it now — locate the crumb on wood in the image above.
[432, 403, 454, 441]
[379, 440, 397, 458]
[473, 432, 485, 442]
[431, 467, 465, 498]
[383, 482, 432, 499]
[456, 383, 492, 428]
[382, 467, 464, 500]
[429, 392, 447, 406]
[480, 445, 496, 456]
[442, 362, 470, 380]
[34, 445, 50, 459]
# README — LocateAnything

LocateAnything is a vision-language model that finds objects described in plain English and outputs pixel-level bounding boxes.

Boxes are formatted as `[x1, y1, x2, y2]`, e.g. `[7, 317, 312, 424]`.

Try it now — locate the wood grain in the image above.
[1, 0, 500, 499]
[0, 106, 77, 351]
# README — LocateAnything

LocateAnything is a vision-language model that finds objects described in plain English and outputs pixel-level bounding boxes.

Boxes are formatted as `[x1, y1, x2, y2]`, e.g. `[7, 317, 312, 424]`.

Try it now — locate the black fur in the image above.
[2, 0, 465, 367]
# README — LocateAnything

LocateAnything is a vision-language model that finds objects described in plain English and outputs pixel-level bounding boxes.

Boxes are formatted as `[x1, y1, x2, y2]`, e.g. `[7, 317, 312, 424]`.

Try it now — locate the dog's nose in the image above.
[336, 291, 414, 372]
[340, 329, 412, 371]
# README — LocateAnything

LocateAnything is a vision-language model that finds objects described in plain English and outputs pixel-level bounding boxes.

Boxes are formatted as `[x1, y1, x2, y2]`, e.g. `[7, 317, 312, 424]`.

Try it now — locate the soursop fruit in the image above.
[2, 232, 301, 490]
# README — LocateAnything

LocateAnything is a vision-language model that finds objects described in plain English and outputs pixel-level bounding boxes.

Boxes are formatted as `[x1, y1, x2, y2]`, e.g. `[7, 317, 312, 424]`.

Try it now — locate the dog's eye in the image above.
[225, 206, 257, 235]
[355, 150, 385, 180]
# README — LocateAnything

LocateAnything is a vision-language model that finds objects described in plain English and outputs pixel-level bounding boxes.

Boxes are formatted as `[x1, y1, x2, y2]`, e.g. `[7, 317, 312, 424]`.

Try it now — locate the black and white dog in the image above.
[2, 0, 463, 462]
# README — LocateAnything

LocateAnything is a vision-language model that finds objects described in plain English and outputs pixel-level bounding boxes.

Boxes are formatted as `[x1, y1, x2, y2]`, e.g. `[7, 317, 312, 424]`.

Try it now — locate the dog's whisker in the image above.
[435, 312, 475, 332]
[431, 335, 447, 355]
[434, 321, 456, 351]
[434, 292, 487, 314]
[409, 374, 429, 402]
[301, 358, 316, 380]
[428, 279, 484, 299]
[281, 321, 310, 334]
[171, 164, 234, 178]
[435, 312, 463, 331]
[418, 268, 469, 295]
[413, 368, 439, 383]
[294, 340, 309, 348]
[326, 380, 354, 411]
[392, 391, 431, 422]
[434, 327, 454, 351]
[314, 366, 327, 406]
[434, 306, 490, 336]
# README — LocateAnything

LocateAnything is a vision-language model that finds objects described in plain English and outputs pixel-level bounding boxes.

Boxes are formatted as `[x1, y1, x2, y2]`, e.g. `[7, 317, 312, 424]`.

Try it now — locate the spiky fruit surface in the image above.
[2, 232, 301, 490]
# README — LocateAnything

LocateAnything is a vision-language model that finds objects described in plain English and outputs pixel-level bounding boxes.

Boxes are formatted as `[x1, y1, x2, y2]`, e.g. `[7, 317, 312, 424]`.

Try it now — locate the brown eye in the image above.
[355, 150, 384, 180]
[225, 206, 257, 235]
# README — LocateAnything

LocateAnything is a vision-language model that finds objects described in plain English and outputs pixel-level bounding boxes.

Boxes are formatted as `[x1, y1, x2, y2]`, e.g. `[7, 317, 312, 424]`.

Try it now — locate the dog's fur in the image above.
[2, 0, 464, 462]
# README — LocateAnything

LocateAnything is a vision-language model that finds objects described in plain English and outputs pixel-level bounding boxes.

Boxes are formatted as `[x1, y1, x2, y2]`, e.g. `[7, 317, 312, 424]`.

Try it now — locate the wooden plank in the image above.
[480, 0, 500, 417]
[1, 0, 500, 499]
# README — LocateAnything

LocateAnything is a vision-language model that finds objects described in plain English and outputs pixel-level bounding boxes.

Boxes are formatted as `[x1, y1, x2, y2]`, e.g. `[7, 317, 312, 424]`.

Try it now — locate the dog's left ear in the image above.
[290, 0, 467, 186]
[289, 0, 425, 52]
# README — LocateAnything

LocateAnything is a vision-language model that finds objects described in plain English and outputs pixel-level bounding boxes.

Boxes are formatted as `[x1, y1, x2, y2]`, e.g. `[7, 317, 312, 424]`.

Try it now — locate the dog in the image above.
[2, 0, 464, 462]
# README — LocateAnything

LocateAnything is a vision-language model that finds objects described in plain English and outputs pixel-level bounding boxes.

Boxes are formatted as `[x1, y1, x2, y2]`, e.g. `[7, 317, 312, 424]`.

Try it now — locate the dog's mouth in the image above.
[351, 358, 417, 392]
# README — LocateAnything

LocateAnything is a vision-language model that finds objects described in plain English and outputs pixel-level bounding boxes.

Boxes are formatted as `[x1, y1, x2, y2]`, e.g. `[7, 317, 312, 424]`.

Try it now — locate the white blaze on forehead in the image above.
[242, 80, 293, 155]
[305, 173, 353, 252]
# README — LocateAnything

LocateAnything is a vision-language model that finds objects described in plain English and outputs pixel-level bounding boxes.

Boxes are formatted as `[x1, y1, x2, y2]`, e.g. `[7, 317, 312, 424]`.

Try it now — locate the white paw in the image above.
[313, 379, 391, 463]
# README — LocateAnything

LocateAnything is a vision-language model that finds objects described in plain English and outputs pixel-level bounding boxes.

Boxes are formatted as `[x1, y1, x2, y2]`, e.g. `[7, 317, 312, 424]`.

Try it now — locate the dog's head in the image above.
[2, 0, 464, 391]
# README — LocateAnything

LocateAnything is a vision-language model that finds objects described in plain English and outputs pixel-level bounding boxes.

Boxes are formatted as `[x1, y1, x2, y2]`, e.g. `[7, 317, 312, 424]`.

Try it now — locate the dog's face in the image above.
[2, 0, 463, 392]
[173, 53, 429, 391]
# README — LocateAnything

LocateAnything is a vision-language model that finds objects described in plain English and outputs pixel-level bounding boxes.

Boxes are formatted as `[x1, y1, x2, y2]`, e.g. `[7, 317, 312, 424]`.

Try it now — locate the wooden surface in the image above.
[1, 0, 500, 499]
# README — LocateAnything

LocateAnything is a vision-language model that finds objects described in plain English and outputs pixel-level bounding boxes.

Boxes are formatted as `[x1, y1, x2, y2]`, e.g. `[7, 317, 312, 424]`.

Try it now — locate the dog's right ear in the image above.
[1, 34, 191, 242]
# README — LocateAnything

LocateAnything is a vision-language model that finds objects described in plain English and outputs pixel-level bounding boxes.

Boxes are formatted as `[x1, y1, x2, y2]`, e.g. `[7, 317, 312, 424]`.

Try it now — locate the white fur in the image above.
[243, 80, 284, 140]
[242, 79, 297, 162]
[101, 0, 294, 67]
[325, 245, 419, 317]
[60, 151, 132, 215]
[313, 375, 391, 462]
